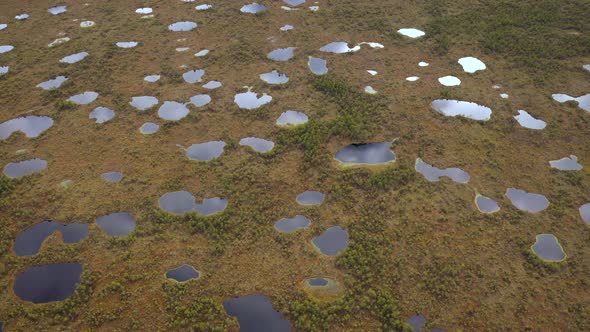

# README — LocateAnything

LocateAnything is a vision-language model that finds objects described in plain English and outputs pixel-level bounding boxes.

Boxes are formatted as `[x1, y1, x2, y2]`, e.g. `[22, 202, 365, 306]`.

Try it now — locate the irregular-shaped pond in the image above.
[158, 101, 190, 121]
[240, 137, 275, 153]
[335, 142, 395, 166]
[37, 76, 68, 90]
[190, 94, 211, 107]
[283, 0, 305, 5]
[130, 96, 159, 110]
[407, 314, 427, 332]
[296, 191, 325, 206]
[549, 155, 582, 171]
[415, 158, 470, 183]
[280, 24, 294, 31]
[267, 47, 296, 61]
[168, 21, 198, 31]
[552, 93, 590, 113]
[101, 171, 123, 183]
[276, 111, 308, 126]
[458, 57, 486, 73]
[514, 110, 546, 130]
[0, 116, 54, 139]
[203, 80, 222, 89]
[398, 28, 425, 38]
[431, 99, 492, 121]
[364, 86, 377, 94]
[14, 263, 82, 303]
[95, 212, 136, 236]
[166, 265, 200, 282]
[312, 226, 348, 256]
[505, 188, 549, 213]
[140, 122, 160, 134]
[223, 294, 291, 332]
[240, 3, 268, 14]
[14, 220, 88, 256]
[183, 69, 205, 83]
[135, 8, 152, 14]
[234, 89, 272, 109]
[579, 203, 590, 225]
[531, 234, 566, 262]
[319, 42, 360, 53]
[260, 70, 289, 84]
[195, 4, 212, 11]
[68, 91, 99, 105]
[59, 52, 88, 64]
[159, 191, 228, 215]
[4, 159, 47, 178]
[308, 57, 327, 75]
[90, 107, 115, 124]
[0, 66, 8, 76]
[475, 194, 500, 213]
[48, 6, 67, 15]
[274, 215, 311, 233]
[144, 75, 160, 83]
[186, 141, 226, 161]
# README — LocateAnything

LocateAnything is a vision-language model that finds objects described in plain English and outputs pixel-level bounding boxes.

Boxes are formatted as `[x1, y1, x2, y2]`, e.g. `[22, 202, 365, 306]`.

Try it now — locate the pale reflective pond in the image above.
[234, 89, 272, 109]
[438, 76, 461, 86]
[280, 25, 294, 31]
[116, 42, 138, 48]
[283, 0, 305, 5]
[397, 28, 425, 38]
[95, 212, 136, 236]
[158, 101, 190, 121]
[130, 96, 159, 110]
[549, 155, 582, 171]
[312, 226, 348, 256]
[415, 158, 470, 183]
[308, 57, 328, 75]
[144, 75, 160, 83]
[195, 49, 209, 57]
[531, 234, 566, 262]
[0, 116, 54, 139]
[4, 159, 47, 178]
[203, 80, 222, 89]
[552, 93, 590, 113]
[406, 76, 419, 82]
[101, 171, 123, 183]
[364, 86, 377, 94]
[514, 110, 546, 130]
[579, 203, 590, 225]
[307, 278, 328, 287]
[296, 191, 325, 206]
[475, 194, 500, 213]
[90, 107, 115, 124]
[68, 91, 99, 105]
[48, 6, 67, 15]
[274, 215, 311, 233]
[37, 76, 68, 90]
[183, 69, 205, 83]
[505, 188, 549, 213]
[260, 70, 289, 84]
[169, 21, 198, 31]
[190, 94, 211, 107]
[14, 220, 88, 256]
[186, 141, 226, 161]
[195, 197, 228, 216]
[140, 122, 160, 134]
[59, 52, 89, 64]
[0, 66, 8, 76]
[166, 265, 200, 282]
[335, 142, 395, 166]
[240, 3, 268, 14]
[0, 45, 14, 53]
[195, 4, 213, 10]
[267, 47, 296, 61]
[15, 14, 29, 20]
[0, 24, 6, 30]
[240, 137, 275, 153]
[14, 263, 82, 304]
[431, 99, 492, 121]
[159, 191, 228, 215]
[276, 111, 308, 126]
[458, 57, 486, 73]
[135, 8, 153, 14]
[223, 294, 291, 332]
[320, 42, 360, 53]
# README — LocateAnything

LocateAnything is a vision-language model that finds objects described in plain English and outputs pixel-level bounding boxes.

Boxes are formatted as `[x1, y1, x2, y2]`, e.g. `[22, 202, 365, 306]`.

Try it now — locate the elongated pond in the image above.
[14, 220, 88, 256]
[3, 159, 47, 178]
[166, 265, 200, 282]
[415, 158, 470, 183]
[274, 215, 311, 233]
[0, 116, 54, 139]
[223, 294, 291, 332]
[159, 191, 228, 216]
[95, 212, 136, 236]
[505, 188, 549, 213]
[335, 142, 395, 166]
[431, 99, 491, 121]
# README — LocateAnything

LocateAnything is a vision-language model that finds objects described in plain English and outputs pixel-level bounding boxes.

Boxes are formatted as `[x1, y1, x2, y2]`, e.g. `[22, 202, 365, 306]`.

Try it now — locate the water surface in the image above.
[15, 14, 29, 20]
[276, 111, 308, 126]
[579, 203, 590, 225]
[549, 155, 582, 171]
[415, 158, 470, 183]
[48, 6, 67, 15]
[240, 3, 268, 14]
[203, 80, 222, 89]
[95, 212, 136, 236]
[183, 69, 205, 83]
[90, 107, 115, 124]
[240, 137, 275, 153]
[283, 0, 305, 5]
[267, 47, 296, 61]
[130, 96, 159, 110]
[37, 76, 68, 90]
[531, 234, 566, 262]
[190, 94, 211, 107]
[0, 45, 14, 53]
[280, 25, 294, 31]
[116, 42, 138, 48]
[296, 191, 325, 205]
[140, 122, 160, 134]
[223, 294, 291, 332]
[158, 101, 190, 120]
[195, 4, 212, 10]
[0, 116, 54, 139]
[307, 278, 328, 286]
[260, 70, 289, 84]
[431, 99, 491, 121]
[4, 159, 47, 178]
[398, 28, 425, 38]
[166, 265, 200, 282]
[101, 171, 123, 183]
[80, 21, 96, 28]
[234, 89, 272, 109]
[0, 66, 8, 76]
[335, 142, 395, 166]
[14, 220, 88, 256]
[308, 57, 328, 75]
[458, 57, 486, 73]
[68, 91, 99, 105]
[186, 141, 226, 161]
[514, 110, 546, 130]
[169, 21, 198, 31]
[552, 93, 590, 113]
[475, 194, 500, 213]
[438, 76, 461, 86]
[320, 42, 360, 53]
[135, 8, 153, 14]
[364, 86, 377, 94]
[14, 263, 82, 303]
[144, 75, 160, 82]
[312, 226, 348, 256]
[274, 215, 311, 233]
[505, 188, 549, 213]
[407, 314, 427, 332]
[59, 52, 88, 64]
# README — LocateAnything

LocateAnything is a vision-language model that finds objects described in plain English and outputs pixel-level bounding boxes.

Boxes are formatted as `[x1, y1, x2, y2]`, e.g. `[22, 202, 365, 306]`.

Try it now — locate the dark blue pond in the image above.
[13, 263, 83, 303]
[166, 265, 200, 282]
[223, 294, 291, 332]
[14, 220, 88, 256]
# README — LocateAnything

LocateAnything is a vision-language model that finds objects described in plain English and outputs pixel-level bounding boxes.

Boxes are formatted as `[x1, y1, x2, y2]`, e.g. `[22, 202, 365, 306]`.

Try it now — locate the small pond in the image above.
[166, 265, 200, 282]
[397, 28, 425, 38]
[185, 141, 226, 161]
[37, 76, 68, 90]
[260, 70, 289, 84]
[308, 57, 327, 75]
[101, 171, 123, 183]
[276, 111, 308, 126]
[169, 22, 198, 31]
[431, 99, 491, 121]
[68, 91, 99, 105]
[3, 159, 47, 178]
[549, 155, 582, 171]
[190, 94, 211, 107]
[116, 42, 138, 48]
[59, 52, 89, 64]
[90, 107, 115, 124]
[130, 96, 159, 110]
[475, 194, 500, 213]
[505, 188, 549, 213]
[267, 47, 296, 61]
[458, 57, 486, 73]
[296, 191, 325, 206]
[514, 110, 546, 130]
[95, 212, 136, 236]
[234, 89, 272, 109]
[274, 215, 311, 233]
[140, 122, 160, 134]
[240, 137, 275, 153]
[240, 3, 268, 14]
[312, 226, 348, 256]
[415, 158, 470, 183]
[335, 142, 395, 166]
[438, 76, 461, 86]
[158, 101, 190, 121]
[0, 116, 54, 139]
[579, 203, 590, 225]
[183, 69, 205, 83]
[531, 234, 566, 262]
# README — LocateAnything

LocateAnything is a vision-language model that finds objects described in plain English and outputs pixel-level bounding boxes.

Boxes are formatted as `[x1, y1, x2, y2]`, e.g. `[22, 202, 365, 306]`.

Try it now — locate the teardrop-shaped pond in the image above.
[505, 188, 549, 213]
[475, 194, 500, 213]
[531, 234, 566, 262]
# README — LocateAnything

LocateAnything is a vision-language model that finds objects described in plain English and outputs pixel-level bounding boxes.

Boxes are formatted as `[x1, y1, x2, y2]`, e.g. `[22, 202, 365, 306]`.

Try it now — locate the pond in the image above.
[308, 57, 328, 75]
[183, 69, 205, 83]
[203, 80, 222, 89]
[95, 212, 136, 236]
[267, 47, 296, 61]
[438, 76, 461, 86]
[166, 265, 200, 282]
[579, 203, 590, 225]
[240, 3, 268, 14]
[169, 22, 198, 31]
[320, 42, 360, 53]
[59, 52, 89, 64]
[140, 122, 160, 134]
[458, 57, 486, 73]
[0, 116, 54, 139]
[158, 101, 190, 120]
[116, 42, 138, 48]
[406, 76, 419, 81]
[90, 107, 115, 124]
[280, 25, 294, 31]
[549, 155, 582, 171]
[159, 192, 228, 216]
[3, 159, 47, 178]
[260, 70, 289, 84]
[101, 171, 123, 183]
[68, 91, 99, 105]
[431, 99, 492, 121]
[407, 314, 427, 332]
[0, 66, 8, 76]
[531, 234, 566, 262]
[240, 137, 275, 153]
[312, 226, 348, 256]
[364, 86, 377, 94]
[296, 191, 325, 206]
[14, 220, 88, 256]
[144, 75, 160, 82]
[397, 28, 425, 38]
[190, 94, 211, 107]
[48, 6, 67, 15]
[283, 0, 305, 5]
[276, 111, 308, 126]
[415, 158, 470, 183]
[130, 96, 159, 110]
[274, 215, 311, 233]
[0, 45, 14, 53]
[186, 141, 226, 161]
[475, 194, 500, 213]
[505, 188, 549, 213]
[514, 110, 546, 130]
[223, 294, 291, 332]
[135, 8, 152, 14]
[13, 263, 83, 303]
[195, 4, 213, 10]
[234, 89, 272, 109]
[37, 76, 68, 90]
[552, 93, 590, 113]
[335, 142, 395, 166]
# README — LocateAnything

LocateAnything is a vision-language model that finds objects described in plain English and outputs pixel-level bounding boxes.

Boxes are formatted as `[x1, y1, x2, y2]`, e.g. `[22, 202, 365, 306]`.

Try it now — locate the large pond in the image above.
[531, 234, 566, 262]
[398, 28, 425, 38]
[335, 142, 396, 166]
[14, 220, 88, 256]
[223, 294, 291, 332]
[312, 226, 349, 256]
[158, 101, 190, 121]
[0, 116, 54, 139]
[415, 158, 470, 183]
[14, 263, 83, 303]
[549, 155, 582, 171]
[68, 91, 99, 105]
[95, 212, 136, 236]
[3, 158, 47, 178]
[431, 99, 492, 121]
[159, 191, 228, 216]
[166, 265, 200, 282]
[553, 93, 590, 113]
[274, 215, 311, 233]
[505, 188, 549, 213]
[185, 141, 226, 161]
[296, 191, 325, 206]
